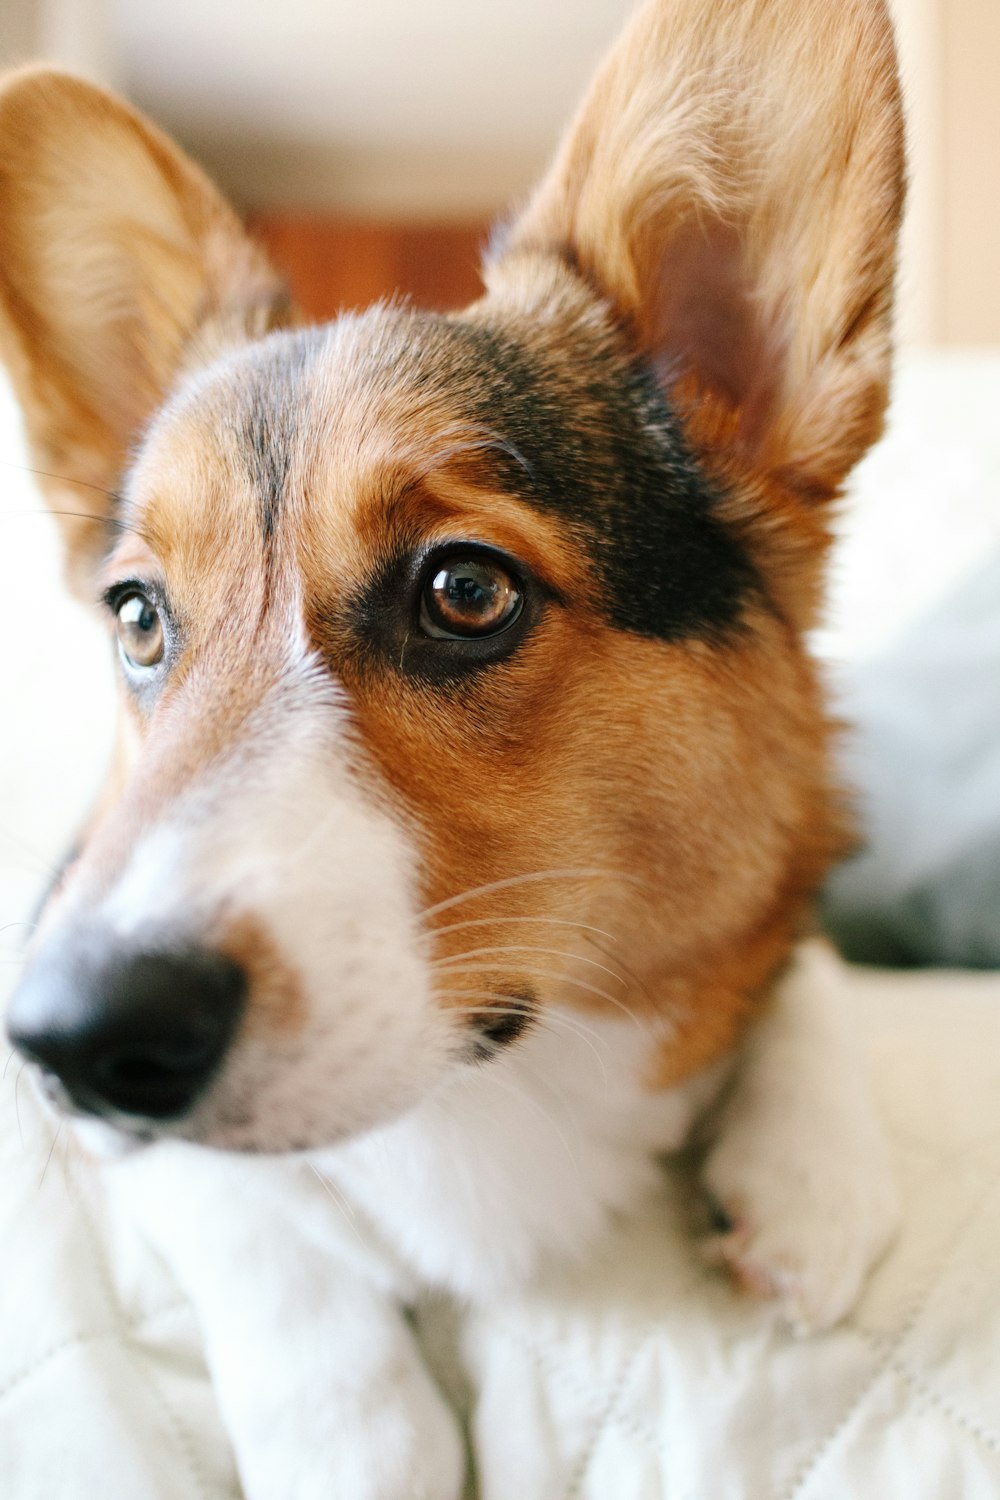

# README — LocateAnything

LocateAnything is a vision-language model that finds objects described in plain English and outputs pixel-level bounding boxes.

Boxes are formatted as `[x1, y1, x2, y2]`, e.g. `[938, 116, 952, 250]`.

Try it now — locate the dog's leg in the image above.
[700, 940, 899, 1332]
[110, 1144, 465, 1500]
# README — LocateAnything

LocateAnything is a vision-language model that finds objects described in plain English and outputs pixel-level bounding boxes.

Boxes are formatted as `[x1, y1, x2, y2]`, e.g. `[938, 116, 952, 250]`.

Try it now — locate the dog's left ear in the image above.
[493, 0, 905, 504]
[0, 67, 292, 596]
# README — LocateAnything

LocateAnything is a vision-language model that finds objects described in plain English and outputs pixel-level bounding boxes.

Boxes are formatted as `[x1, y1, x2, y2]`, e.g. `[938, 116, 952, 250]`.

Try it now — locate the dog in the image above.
[0, 0, 904, 1493]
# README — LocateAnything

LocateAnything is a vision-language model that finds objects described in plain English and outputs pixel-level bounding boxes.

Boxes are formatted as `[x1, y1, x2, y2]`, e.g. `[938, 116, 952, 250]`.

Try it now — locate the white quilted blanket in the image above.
[3, 968, 1000, 1498]
[3, 354, 1000, 1498]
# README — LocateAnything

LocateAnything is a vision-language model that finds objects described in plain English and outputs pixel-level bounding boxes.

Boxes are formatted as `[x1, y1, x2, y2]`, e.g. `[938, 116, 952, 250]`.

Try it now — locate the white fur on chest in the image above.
[315, 1011, 728, 1301]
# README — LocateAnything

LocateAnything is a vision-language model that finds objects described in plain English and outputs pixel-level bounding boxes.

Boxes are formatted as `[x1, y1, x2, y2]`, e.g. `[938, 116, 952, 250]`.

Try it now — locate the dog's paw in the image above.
[701, 1146, 899, 1333]
[698, 943, 900, 1334]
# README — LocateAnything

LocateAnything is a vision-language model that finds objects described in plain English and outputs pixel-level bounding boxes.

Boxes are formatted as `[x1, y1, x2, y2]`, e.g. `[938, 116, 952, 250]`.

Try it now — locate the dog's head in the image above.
[1, 0, 903, 1151]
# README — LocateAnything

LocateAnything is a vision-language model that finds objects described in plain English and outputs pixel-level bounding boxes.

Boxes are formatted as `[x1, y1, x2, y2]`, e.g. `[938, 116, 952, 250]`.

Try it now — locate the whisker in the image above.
[38, 1120, 64, 1190]
[14, 1062, 26, 1146]
[307, 1163, 368, 1251]
[562, 930, 658, 1009]
[428, 914, 619, 944]
[60, 1122, 77, 1179]
[0, 920, 39, 938]
[442, 989, 605, 1039]
[311, 1164, 357, 1220]
[0, 472, 155, 547]
[425, 911, 652, 1005]
[1, 504, 135, 535]
[445, 994, 611, 1085]
[421, 867, 638, 924]
[0, 459, 120, 505]
[435, 960, 646, 1028]
[49, 508, 153, 543]
[404, 422, 535, 486]
[431, 943, 627, 986]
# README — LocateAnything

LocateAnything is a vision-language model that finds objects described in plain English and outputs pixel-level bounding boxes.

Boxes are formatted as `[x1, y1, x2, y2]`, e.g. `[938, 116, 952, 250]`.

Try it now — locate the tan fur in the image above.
[220, 915, 306, 1037]
[0, 65, 291, 596]
[0, 0, 902, 1095]
[502, 0, 904, 499]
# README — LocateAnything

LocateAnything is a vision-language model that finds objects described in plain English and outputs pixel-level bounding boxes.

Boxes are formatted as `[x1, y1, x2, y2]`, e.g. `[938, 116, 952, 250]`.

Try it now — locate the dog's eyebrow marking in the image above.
[337, 303, 759, 644]
[404, 425, 536, 488]
[235, 337, 317, 545]
[437, 312, 759, 643]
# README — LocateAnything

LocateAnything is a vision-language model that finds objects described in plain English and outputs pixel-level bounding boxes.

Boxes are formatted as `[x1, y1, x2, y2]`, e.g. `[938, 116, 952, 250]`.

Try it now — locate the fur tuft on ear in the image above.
[0, 66, 292, 595]
[492, 0, 905, 502]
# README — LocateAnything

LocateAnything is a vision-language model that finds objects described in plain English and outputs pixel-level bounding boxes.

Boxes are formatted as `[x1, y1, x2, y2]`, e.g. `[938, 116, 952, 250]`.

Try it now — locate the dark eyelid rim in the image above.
[336, 536, 555, 690]
[100, 577, 167, 615]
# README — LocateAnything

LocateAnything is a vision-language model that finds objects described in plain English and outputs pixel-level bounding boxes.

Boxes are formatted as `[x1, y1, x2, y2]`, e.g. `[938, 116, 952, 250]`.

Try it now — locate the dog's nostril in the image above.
[95, 1038, 215, 1098]
[93, 1036, 218, 1112]
[91, 1024, 231, 1117]
[103, 1038, 216, 1082]
[6, 944, 247, 1122]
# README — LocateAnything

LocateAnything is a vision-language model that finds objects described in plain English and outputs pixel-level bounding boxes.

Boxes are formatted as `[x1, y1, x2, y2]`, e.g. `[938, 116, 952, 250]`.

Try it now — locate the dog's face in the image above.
[0, 0, 903, 1152]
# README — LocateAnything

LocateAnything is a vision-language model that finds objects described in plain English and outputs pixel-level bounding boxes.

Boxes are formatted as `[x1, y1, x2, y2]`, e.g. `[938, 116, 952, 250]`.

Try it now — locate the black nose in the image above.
[5, 943, 246, 1122]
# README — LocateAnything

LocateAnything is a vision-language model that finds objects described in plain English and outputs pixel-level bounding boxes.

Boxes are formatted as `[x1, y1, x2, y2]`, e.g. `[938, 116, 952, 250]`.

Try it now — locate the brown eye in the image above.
[419, 555, 523, 640]
[116, 591, 164, 669]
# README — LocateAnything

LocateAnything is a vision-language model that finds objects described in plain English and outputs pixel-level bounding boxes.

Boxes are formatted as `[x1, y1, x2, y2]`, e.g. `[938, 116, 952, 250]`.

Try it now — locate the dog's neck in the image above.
[316, 1007, 730, 1301]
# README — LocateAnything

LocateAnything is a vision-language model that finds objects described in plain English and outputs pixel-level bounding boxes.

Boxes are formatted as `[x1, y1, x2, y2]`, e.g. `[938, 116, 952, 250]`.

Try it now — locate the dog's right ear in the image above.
[492, 0, 904, 512]
[0, 67, 292, 596]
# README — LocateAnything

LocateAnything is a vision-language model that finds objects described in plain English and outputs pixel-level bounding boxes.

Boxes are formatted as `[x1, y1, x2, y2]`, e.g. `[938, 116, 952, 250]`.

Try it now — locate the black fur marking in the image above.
[438, 315, 758, 642]
[235, 338, 315, 544]
[238, 296, 756, 679]
[470, 989, 537, 1060]
[708, 1199, 736, 1234]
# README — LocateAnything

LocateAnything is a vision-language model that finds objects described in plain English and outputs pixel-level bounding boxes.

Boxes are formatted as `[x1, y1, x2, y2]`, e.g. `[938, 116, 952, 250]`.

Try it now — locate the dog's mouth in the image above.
[33, 1070, 160, 1157]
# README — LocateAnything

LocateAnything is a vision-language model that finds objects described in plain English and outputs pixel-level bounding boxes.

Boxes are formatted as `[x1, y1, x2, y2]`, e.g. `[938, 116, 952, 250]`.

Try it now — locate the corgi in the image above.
[0, 0, 904, 1494]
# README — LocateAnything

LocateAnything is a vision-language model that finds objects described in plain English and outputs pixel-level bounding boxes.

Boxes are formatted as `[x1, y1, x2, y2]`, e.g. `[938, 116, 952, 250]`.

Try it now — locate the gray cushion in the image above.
[822, 550, 1000, 968]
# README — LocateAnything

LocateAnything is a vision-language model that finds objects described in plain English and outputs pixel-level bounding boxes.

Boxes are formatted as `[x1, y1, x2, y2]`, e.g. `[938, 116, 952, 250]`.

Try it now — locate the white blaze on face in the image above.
[92, 657, 452, 1153]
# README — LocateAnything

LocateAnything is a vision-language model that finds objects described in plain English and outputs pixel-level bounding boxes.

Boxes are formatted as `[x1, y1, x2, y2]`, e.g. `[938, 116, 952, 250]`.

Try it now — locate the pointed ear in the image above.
[0, 67, 293, 595]
[495, 0, 904, 501]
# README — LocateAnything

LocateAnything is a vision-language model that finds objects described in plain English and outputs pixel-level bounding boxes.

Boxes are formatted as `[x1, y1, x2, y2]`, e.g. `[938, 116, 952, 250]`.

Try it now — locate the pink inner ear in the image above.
[648, 216, 784, 450]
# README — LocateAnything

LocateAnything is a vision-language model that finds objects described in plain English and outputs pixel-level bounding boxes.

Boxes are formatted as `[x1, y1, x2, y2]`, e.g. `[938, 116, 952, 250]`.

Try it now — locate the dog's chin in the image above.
[70, 1115, 156, 1160]
[167, 1116, 347, 1156]
[63, 1064, 452, 1159]
[68, 1108, 356, 1160]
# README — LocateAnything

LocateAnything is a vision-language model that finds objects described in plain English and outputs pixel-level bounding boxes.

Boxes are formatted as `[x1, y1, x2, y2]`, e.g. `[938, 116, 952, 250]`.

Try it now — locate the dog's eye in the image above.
[419, 555, 523, 640]
[116, 592, 164, 669]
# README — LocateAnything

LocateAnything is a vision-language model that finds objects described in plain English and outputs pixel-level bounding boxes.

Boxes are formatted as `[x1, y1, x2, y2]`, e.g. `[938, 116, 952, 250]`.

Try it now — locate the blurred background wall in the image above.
[1, 0, 998, 345]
